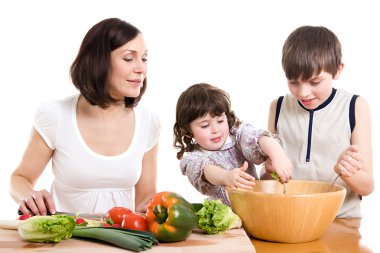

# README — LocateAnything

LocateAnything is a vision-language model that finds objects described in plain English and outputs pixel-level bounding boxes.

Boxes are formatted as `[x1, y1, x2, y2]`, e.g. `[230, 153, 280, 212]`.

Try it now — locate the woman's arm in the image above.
[334, 97, 374, 195]
[10, 128, 54, 215]
[134, 144, 158, 213]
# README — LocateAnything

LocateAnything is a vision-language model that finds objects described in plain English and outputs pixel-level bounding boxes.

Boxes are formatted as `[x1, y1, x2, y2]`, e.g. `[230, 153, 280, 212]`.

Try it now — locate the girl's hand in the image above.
[266, 155, 293, 183]
[334, 145, 363, 177]
[19, 189, 56, 216]
[224, 161, 255, 190]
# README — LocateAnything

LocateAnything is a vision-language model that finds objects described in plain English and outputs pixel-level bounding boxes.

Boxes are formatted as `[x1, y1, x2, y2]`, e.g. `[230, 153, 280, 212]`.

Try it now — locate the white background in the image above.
[0, 0, 379, 249]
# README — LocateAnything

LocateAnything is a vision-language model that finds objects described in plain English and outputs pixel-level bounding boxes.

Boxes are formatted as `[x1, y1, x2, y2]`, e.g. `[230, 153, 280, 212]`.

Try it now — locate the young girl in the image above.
[173, 83, 292, 205]
[263, 26, 374, 218]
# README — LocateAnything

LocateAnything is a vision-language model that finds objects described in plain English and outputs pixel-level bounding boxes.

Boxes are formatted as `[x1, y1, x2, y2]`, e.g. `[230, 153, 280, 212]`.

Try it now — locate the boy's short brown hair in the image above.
[282, 25, 342, 81]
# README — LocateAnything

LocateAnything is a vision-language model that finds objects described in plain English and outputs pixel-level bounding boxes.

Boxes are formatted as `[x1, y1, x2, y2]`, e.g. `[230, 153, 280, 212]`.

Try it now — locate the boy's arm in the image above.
[335, 97, 374, 196]
[268, 98, 278, 133]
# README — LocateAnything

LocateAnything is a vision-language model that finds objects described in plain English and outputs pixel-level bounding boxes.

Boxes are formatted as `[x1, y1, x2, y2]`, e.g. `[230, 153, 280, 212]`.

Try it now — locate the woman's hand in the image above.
[19, 189, 56, 216]
[334, 145, 363, 177]
[224, 162, 256, 190]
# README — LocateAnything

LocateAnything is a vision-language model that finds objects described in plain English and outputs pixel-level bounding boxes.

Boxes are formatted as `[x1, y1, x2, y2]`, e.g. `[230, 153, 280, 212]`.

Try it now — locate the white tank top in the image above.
[276, 89, 361, 218]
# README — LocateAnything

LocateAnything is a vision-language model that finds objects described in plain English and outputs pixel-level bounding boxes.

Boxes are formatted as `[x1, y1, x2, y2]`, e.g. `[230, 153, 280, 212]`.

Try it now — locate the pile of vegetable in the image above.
[71, 206, 157, 251]
[195, 199, 242, 234]
[16, 192, 242, 251]
[17, 211, 157, 252]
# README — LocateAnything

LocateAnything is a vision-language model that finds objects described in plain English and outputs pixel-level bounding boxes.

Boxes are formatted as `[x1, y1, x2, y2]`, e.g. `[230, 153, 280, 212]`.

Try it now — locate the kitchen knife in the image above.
[17, 209, 104, 219]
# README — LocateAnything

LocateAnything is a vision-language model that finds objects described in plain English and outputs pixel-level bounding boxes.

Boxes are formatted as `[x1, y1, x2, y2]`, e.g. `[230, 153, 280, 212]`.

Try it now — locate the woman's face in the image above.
[107, 33, 147, 101]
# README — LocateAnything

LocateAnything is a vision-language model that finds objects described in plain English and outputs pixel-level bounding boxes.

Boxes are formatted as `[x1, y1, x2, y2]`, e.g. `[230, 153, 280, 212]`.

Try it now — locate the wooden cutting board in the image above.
[0, 227, 255, 253]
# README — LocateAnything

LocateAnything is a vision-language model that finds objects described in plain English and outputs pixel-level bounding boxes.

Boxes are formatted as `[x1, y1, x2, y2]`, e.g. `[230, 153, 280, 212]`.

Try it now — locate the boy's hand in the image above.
[224, 161, 255, 190]
[334, 145, 363, 177]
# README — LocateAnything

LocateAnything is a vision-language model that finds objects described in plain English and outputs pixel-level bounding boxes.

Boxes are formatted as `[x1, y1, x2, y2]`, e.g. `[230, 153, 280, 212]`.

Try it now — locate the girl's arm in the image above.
[10, 128, 55, 215]
[258, 135, 292, 183]
[260, 99, 285, 180]
[203, 162, 255, 190]
[134, 144, 158, 212]
[334, 97, 374, 196]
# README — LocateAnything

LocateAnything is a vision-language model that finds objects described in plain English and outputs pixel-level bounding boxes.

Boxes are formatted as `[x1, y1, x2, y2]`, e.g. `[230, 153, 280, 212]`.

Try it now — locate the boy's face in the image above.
[287, 71, 338, 110]
[189, 113, 230, 151]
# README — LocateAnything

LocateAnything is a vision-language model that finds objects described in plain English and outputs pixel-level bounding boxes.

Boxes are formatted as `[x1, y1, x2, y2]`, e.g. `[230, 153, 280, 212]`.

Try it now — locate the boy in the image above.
[263, 26, 373, 218]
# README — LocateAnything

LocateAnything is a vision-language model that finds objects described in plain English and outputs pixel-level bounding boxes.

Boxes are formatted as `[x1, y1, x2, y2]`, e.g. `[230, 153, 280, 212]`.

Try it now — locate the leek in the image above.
[72, 227, 158, 252]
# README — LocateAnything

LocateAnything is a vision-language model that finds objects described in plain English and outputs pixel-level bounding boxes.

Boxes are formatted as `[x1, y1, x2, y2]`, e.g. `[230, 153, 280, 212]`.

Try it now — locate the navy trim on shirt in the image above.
[349, 95, 359, 132]
[275, 96, 284, 131]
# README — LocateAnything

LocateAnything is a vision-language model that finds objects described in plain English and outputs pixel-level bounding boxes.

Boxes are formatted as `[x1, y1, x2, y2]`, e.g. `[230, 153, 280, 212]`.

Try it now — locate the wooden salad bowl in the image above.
[227, 180, 346, 243]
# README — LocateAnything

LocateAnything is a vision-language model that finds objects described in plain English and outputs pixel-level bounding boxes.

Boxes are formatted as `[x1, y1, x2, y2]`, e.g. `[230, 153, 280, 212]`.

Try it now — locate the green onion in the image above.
[72, 227, 158, 252]
[270, 172, 286, 194]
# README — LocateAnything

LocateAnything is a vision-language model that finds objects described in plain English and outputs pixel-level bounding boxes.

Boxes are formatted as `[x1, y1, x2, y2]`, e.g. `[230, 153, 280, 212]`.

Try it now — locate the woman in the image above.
[10, 18, 160, 215]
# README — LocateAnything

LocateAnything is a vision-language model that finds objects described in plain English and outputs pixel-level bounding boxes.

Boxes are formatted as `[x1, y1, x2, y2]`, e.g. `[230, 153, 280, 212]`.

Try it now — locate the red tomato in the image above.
[106, 207, 132, 225]
[121, 213, 147, 231]
[19, 214, 32, 220]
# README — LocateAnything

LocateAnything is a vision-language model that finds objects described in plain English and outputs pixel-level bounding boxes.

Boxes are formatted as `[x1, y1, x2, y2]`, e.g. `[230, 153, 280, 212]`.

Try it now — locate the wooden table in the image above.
[251, 218, 376, 253]
[1, 218, 377, 252]
[0, 227, 255, 253]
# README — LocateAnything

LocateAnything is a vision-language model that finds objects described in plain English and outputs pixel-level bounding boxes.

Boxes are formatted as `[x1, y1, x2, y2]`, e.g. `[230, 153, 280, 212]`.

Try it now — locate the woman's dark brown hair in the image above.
[70, 18, 146, 108]
[282, 25, 342, 81]
[173, 83, 240, 159]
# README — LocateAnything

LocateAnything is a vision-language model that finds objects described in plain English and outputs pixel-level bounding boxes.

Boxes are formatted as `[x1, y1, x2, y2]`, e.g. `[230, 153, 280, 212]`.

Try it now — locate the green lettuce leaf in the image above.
[196, 199, 241, 234]
[18, 215, 75, 243]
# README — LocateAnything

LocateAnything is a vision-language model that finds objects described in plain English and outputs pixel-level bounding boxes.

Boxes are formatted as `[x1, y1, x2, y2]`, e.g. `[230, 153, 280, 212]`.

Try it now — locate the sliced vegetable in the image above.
[18, 215, 75, 243]
[83, 218, 102, 227]
[75, 217, 87, 226]
[196, 199, 242, 234]
[146, 191, 198, 242]
[72, 227, 158, 252]
[19, 214, 32, 220]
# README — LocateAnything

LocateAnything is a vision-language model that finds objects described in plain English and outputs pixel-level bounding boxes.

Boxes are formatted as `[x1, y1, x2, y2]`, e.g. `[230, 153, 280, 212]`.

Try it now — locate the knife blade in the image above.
[18, 209, 104, 219]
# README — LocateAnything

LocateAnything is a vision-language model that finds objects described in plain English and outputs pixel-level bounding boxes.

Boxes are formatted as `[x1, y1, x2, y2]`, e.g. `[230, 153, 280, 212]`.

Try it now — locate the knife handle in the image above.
[18, 209, 53, 216]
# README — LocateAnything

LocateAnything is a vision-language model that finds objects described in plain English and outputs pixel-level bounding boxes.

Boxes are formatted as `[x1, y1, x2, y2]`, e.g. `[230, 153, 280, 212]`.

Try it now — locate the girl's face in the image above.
[107, 33, 148, 101]
[189, 113, 230, 151]
[287, 69, 341, 110]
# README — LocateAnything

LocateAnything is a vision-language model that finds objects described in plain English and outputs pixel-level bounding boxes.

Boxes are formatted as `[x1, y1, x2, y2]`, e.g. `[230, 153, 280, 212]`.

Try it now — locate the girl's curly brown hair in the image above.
[173, 83, 240, 159]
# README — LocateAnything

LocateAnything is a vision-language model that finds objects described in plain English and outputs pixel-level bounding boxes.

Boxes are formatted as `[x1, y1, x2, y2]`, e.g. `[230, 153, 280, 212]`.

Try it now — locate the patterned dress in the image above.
[180, 123, 276, 205]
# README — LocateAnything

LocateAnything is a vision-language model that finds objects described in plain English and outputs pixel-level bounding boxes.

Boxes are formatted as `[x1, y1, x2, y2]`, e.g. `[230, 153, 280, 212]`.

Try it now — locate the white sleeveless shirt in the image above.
[34, 94, 160, 213]
[276, 89, 361, 218]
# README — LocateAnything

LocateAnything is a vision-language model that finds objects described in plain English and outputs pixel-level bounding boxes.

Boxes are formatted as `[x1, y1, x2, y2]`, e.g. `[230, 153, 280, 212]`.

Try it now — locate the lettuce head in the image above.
[196, 199, 242, 234]
[18, 215, 75, 243]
